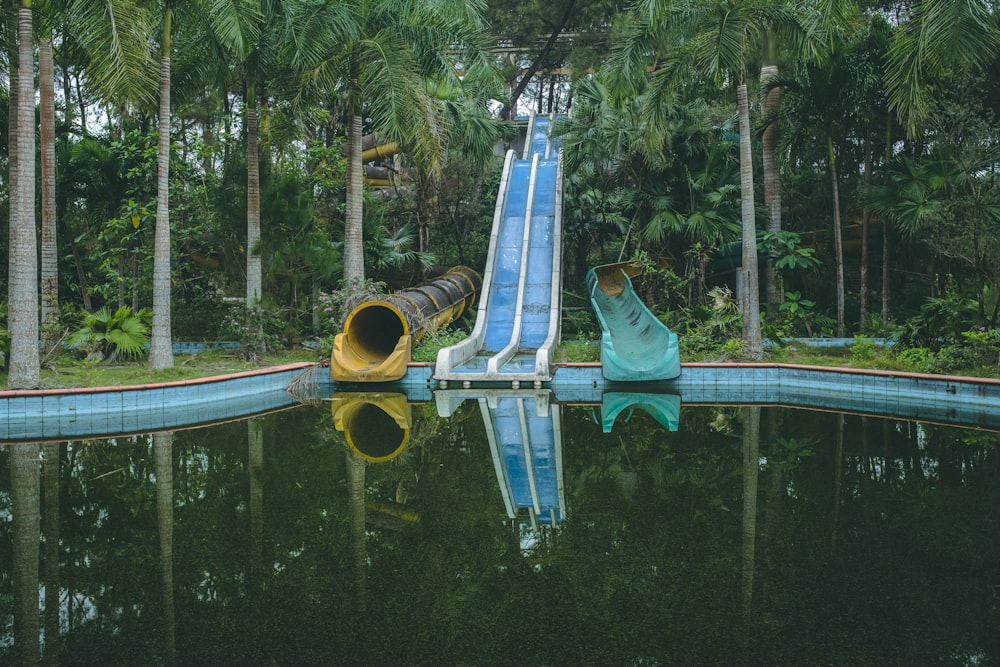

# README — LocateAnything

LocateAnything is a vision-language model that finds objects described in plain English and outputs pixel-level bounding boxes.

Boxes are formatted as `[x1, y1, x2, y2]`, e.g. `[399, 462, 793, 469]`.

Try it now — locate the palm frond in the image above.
[66, 0, 158, 106]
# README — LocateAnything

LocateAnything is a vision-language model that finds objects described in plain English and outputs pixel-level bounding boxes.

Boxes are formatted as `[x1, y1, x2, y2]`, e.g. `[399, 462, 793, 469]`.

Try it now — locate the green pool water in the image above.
[2, 397, 998, 665]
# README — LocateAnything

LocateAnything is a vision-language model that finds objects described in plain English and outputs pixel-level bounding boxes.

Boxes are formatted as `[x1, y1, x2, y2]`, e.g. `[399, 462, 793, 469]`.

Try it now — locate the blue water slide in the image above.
[586, 262, 681, 381]
[434, 114, 563, 384]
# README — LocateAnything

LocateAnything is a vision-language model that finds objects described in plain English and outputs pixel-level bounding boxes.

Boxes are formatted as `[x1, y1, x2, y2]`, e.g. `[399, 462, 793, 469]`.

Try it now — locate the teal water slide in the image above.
[586, 262, 681, 381]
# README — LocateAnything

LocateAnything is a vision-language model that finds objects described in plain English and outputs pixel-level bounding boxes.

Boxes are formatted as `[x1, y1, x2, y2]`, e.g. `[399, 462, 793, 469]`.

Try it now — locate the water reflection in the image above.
[1, 392, 998, 665]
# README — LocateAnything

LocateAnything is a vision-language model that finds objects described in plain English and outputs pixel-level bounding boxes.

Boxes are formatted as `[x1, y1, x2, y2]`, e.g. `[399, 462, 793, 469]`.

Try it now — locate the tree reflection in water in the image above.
[0, 399, 997, 665]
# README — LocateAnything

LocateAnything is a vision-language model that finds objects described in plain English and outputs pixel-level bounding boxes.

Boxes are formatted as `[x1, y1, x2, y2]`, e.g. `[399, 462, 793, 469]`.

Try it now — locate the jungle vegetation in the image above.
[2, 0, 1000, 386]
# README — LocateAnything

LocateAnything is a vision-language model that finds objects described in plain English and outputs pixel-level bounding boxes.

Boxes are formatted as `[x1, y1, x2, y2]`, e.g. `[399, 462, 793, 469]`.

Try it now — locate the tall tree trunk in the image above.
[70, 238, 94, 311]
[9, 12, 18, 224]
[829, 137, 845, 337]
[11, 443, 41, 665]
[40, 32, 59, 344]
[344, 110, 366, 285]
[74, 71, 88, 135]
[737, 83, 763, 359]
[246, 79, 263, 306]
[150, 7, 174, 369]
[8, 5, 40, 388]
[882, 114, 893, 328]
[860, 136, 873, 331]
[760, 62, 783, 321]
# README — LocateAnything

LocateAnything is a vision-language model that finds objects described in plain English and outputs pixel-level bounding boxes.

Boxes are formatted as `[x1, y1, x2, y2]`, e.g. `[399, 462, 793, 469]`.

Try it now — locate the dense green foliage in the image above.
[2, 1, 1000, 376]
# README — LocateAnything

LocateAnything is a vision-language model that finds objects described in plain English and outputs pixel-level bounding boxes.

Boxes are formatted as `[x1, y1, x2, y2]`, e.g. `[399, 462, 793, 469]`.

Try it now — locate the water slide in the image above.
[434, 114, 563, 385]
[329, 266, 481, 382]
[586, 262, 681, 381]
[361, 134, 400, 187]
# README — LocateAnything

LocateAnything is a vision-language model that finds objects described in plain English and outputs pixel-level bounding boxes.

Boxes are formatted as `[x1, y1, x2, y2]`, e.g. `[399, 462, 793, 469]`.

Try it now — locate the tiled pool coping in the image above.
[0, 363, 314, 442]
[555, 363, 1000, 430]
[3, 361, 999, 442]
[317, 362, 1000, 431]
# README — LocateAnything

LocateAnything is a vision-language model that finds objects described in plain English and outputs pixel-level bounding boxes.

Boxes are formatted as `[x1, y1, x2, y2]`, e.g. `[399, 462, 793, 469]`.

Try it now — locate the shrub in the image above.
[850, 337, 877, 363]
[221, 304, 284, 361]
[412, 328, 470, 362]
[927, 344, 984, 374]
[896, 347, 935, 373]
[556, 336, 601, 363]
[67, 306, 151, 362]
[316, 279, 386, 337]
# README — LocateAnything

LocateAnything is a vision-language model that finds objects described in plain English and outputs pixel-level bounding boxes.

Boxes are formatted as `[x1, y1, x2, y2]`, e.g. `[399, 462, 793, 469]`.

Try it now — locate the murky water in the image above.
[1, 394, 998, 665]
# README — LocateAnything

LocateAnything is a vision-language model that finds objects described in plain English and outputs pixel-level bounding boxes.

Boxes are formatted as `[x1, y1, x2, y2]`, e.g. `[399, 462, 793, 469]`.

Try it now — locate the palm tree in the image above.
[886, 0, 1000, 138]
[40, 14, 59, 344]
[284, 0, 490, 287]
[610, 0, 847, 357]
[779, 53, 859, 337]
[610, 1, 781, 357]
[7, 0, 39, 388]
[203, 0, 262, 304]
[760, 2, 856, 321]
[148, 3, 175, 369]
[760, 35, 783, 320]
[735, 81, 763, 353]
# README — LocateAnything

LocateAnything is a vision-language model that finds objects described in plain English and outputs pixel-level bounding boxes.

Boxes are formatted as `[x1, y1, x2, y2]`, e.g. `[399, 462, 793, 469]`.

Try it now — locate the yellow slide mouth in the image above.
[330, 266, 481, 382]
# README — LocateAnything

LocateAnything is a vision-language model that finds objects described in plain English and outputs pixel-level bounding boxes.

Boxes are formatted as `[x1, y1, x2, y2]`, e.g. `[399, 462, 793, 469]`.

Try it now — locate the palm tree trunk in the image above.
[882, 114, 893, 328]
[150, 7, 174, 369]
[246, 78, 263, 306]
[345, 110, 366, 285]
[737, 83, 763, 359]
[860, 137, 873, 331]
[760, 63, 783, 321]
[8, 4, 40, 388]
[828, 136, 845, 337]
[40, 32, 59, 343]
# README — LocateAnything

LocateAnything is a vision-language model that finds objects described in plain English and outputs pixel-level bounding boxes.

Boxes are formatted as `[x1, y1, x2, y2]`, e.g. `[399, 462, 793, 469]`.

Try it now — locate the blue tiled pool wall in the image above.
[388, 364, 1000, 430]
[675, 366, 1000, 429]
[0, 368, 305, 441]
[4, 363, 998, 441]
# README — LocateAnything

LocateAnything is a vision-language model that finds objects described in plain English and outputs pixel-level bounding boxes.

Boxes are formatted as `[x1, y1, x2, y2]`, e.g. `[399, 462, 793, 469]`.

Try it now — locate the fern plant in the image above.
[68, 306, 151, 362]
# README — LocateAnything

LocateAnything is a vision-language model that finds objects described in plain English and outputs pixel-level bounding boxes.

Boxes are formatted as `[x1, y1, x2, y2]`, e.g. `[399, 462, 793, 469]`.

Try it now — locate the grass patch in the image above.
[2, 349, 318, 390]
[2, 337, 995, 389]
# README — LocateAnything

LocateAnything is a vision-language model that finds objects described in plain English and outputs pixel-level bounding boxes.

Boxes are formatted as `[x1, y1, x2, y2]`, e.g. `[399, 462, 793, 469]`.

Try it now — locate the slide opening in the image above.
[344, 302, 408, 362]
